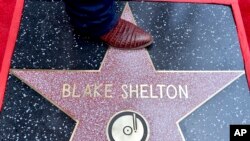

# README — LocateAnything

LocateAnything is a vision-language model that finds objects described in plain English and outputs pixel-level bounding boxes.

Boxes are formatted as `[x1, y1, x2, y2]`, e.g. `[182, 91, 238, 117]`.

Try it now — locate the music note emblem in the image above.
[107, 110, 149, 141]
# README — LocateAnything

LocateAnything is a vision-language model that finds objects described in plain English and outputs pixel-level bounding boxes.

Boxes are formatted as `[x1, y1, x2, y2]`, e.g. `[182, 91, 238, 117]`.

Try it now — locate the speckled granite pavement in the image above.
[0, 0, 249, 141]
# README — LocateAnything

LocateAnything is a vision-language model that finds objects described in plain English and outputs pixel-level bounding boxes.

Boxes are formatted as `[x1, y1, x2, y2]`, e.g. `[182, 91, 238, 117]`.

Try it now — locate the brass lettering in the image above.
[179, 85, 188, 99]
[105, 84, 113, 98]
[129, 84, 139, 98]
[84, 84, 92, 97]
[71, 84, 79, 97]
[150, 84, 158, 98]
[140, 84, 149, 98]
[94, 83, 102, 97]
[62, 84, 72, 97]
[166, 85, 177, 99]
[121, 85, 128, 99]
[157, 84, 165, 98]
[61, 83, 189, 100]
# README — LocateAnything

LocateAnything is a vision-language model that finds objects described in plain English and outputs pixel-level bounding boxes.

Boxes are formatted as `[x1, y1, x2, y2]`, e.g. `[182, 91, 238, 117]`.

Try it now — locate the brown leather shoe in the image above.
[100, 19, 153, 49]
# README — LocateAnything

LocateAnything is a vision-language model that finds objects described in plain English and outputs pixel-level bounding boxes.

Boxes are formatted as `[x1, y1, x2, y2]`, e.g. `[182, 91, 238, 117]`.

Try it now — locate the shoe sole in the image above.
[109, 39, 153, 50]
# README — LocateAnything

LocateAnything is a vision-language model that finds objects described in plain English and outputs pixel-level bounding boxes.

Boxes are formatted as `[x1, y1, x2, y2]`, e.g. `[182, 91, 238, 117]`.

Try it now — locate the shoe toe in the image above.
[101, 19, 153, 49]
[134, 29, 153, 48]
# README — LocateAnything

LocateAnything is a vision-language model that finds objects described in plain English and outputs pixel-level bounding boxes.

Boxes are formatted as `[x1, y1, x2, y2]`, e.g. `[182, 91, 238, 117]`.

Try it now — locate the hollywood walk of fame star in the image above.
[11, 3, 244, 141]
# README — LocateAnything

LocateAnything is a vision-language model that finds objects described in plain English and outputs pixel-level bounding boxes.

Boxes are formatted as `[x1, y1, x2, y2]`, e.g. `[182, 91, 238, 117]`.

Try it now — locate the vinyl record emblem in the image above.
[107, 110, 149, 141]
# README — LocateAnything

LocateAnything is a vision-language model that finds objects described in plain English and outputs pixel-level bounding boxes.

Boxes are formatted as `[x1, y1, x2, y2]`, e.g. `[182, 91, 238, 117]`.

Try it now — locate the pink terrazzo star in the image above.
[11, 3, 244, 141]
